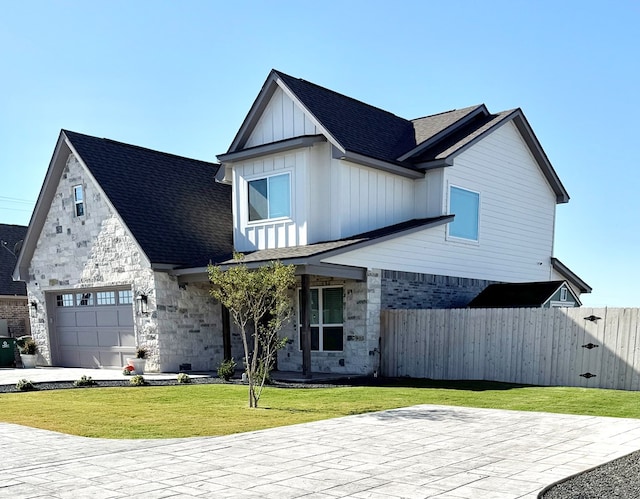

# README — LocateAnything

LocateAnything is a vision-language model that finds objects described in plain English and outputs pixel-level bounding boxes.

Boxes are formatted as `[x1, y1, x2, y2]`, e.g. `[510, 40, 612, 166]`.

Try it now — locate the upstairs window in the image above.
[449, 186, 479, 241]
[73, 185, 84, 217]
[248, 173, 290, 221]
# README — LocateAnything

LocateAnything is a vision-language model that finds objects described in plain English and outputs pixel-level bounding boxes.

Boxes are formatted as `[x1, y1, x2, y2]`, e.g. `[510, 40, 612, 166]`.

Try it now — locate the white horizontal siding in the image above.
[245, 87, 318, 148]
[323, 121, 558, 283]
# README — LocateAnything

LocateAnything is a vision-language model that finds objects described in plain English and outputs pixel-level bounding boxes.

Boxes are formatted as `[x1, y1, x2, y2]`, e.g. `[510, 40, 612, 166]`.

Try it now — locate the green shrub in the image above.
[177, 373, 191, 384]
[73, 375, 97, 387]
[16, 379, 36, 391]
[217, 358, 236, 381]
[129, 375, 146, 386]
[18, 338, 37, 355]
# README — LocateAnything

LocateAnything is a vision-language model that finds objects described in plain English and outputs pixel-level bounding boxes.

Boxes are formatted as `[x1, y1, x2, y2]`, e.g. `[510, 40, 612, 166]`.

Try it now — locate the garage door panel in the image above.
[58, 330, 79, 347]
[98, 351, 122, 368]
[98, 330, 118, 347]
[57, 311, 79, 327]
[78, 331, 99, 347]
[96, 309, 118, 327]
[120, 331, 135, 347]
[77, 351, 101, 368]
[118, 310, 134, 327]
[76, 311, 97, 327]
[59, 349, 79, 367]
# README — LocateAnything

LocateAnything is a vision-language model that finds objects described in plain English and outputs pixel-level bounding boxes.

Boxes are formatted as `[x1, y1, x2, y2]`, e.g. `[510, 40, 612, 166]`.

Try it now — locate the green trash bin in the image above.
[0, 337, 17, 367]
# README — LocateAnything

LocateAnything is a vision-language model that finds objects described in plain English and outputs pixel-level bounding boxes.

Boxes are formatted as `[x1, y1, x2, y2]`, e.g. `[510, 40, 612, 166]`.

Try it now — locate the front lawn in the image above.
[2, 379, 639, 439]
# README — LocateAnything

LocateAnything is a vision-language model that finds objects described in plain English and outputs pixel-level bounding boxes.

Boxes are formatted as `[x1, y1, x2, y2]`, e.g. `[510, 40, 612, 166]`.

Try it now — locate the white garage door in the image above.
[53, 289, 136, 368]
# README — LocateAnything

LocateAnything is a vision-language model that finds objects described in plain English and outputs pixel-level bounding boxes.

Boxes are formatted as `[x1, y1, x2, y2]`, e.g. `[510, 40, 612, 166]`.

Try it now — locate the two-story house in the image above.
[13, 69, 589, 375]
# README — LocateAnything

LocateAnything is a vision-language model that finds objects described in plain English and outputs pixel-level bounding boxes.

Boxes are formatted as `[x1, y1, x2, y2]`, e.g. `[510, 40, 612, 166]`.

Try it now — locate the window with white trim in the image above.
[560, 287, 568, 302]
[248, 173, 290, 221]
[449, 186, 479, 241]
[73, 185, 85, 217]
[298, 286, 344, 351]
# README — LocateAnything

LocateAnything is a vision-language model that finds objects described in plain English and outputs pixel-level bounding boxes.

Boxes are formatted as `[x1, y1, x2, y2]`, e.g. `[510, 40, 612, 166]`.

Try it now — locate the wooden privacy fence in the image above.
[381, 308, 640, 390]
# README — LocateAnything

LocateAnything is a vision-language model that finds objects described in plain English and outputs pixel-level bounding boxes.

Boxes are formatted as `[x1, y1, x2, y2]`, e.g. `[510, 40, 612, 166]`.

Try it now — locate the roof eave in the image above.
[218, 135, 326, 164]
[551, 257, 592, 294]
[334, 149, 424, 180]
[173, 261, 367, 284]
[510, 110, 570, 204]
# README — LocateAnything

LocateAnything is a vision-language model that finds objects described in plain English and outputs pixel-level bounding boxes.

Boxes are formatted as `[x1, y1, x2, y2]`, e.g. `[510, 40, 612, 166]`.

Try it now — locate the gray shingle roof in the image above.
[0, 224, 27, 296]
[222, 216, 452, 265]
[274, 70, 417, 163]
[411, 105, 484, 145]
[64, 131, 233, 268]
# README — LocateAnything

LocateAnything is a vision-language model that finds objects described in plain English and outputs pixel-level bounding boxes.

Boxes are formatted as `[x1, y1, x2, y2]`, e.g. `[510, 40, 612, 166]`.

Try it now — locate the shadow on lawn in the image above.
[330, 377, 535, 392]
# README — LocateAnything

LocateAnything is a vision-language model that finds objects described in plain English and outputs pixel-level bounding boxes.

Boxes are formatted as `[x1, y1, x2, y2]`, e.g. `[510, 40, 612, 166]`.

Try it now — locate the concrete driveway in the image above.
[2, 404, 640, 498]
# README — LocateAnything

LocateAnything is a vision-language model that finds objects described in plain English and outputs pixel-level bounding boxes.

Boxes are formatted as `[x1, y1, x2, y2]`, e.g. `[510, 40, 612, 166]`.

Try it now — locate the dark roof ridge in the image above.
[410, 104, 485, 122]
[63, 130, 219, 167]
[273, 69, 411, 124]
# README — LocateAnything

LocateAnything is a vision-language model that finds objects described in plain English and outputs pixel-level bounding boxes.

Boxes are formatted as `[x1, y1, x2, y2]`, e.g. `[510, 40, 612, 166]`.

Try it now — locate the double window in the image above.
[298, 286, 344, 351]
[73, 185, 84, 217]
[448, 186, 479, 241]
[248, 173, 290, 221]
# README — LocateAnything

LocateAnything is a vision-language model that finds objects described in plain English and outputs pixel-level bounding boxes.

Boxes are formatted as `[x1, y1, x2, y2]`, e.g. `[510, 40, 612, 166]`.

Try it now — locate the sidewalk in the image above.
[1, 404, 640, 498]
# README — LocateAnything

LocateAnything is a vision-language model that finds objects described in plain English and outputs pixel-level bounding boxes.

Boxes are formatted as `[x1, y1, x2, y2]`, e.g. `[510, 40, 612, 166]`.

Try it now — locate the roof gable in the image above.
[15, 131, 233, 278]
[0, 224, 27, 295]
[227, 69, 416, 164]
[64, 131, 234, 268]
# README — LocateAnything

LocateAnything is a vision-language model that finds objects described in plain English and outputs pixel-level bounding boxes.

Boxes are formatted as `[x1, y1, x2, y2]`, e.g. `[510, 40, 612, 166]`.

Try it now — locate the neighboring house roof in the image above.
[551, 257, 592, 294]
[15, 131, 233, 279]
[0, 224, 27, 296]
[467, 281, 580, 308]
[224, 69, 569, 203]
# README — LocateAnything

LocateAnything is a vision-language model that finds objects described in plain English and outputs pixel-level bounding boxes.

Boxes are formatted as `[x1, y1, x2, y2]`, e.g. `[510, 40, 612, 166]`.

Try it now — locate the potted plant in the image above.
[127, 347, 148, 374]
[18, 337, 37, 369]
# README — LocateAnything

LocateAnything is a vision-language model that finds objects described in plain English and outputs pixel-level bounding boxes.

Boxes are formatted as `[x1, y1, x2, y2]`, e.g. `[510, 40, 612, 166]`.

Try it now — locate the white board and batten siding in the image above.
[234, 85, 420, 251]
[381, 307, 640, 391]
[233, 151, 307, 252]
[324, 121, 558, 284]
[337, 160, 415, 239]
[245, 87, 318, 148]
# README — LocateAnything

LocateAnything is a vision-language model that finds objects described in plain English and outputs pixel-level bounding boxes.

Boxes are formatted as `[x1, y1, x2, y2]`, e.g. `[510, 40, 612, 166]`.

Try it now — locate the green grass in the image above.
[2, 379, 640, 439]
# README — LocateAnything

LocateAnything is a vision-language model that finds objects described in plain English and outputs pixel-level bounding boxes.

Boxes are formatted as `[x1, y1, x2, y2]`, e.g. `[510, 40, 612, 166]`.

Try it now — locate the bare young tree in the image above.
[208, 256, 296, 408]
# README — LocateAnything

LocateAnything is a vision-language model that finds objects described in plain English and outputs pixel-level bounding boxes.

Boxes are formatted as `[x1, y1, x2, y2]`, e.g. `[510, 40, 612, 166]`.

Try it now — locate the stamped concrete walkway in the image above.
[2, 402, 640, 499]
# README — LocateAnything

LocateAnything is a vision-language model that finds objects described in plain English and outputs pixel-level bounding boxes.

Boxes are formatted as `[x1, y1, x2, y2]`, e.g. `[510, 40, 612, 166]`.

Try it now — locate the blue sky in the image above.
[1, 1, 638, 307]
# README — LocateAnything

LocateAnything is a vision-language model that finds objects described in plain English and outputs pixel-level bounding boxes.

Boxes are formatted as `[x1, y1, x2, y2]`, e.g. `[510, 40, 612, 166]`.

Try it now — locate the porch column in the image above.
[221, 304, 231, 360]
[301, 274, 312, 378]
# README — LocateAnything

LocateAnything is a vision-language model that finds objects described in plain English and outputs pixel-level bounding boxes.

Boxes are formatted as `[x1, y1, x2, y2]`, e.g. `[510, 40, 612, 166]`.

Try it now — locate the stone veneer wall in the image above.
[277, 270, 381, 375]
[0, 297, 30, 337]
[153, 274, 244, 372]
[381, 270, 494, 309]
[26, 153, 157, 366]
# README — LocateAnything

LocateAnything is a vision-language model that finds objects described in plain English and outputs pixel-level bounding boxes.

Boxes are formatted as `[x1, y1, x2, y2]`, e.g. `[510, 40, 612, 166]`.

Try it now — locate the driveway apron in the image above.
[2, 405, 640, 498]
